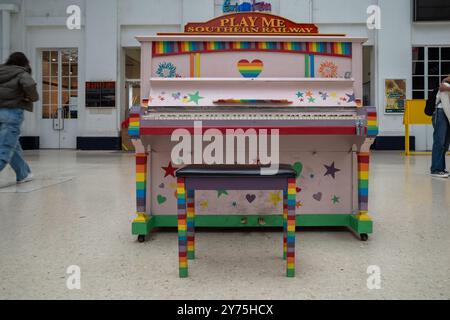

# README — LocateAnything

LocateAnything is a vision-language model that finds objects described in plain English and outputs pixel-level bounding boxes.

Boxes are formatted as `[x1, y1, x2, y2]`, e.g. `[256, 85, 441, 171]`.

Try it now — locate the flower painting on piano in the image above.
[318, 60, 338, 78]
[156, 62, 177, 78]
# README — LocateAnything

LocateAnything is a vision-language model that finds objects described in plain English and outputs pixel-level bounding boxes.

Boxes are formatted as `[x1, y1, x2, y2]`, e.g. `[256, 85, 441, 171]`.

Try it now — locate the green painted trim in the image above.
[132, 214, 373, 236]
[349, 215, 373, 234]
[131, 217, 154, 235]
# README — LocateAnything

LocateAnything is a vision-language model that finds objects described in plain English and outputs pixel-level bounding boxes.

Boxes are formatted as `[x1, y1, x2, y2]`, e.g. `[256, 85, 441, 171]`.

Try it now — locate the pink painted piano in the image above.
[129, 13, 377, 242]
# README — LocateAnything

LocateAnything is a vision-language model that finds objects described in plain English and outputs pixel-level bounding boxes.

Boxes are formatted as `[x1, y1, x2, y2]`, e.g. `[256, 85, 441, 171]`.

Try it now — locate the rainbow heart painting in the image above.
[237, 59, 264, 78]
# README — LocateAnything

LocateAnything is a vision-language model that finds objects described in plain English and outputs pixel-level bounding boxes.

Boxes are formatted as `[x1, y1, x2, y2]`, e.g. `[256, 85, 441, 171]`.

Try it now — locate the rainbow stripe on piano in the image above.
[153, 41, 352, 58]
[128, 113, 140, 138]
[286, 178, 296, 277]
[357, 152, 370, 221]
[177, 178, 188, 277]
[135, 153, 147, 215]
[366, 108, 378, 137]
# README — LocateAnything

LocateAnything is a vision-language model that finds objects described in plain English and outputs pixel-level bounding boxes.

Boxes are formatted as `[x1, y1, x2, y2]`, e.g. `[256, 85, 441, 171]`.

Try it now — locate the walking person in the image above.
[0, 52, 39, 183]
[430, 76, 450, 178]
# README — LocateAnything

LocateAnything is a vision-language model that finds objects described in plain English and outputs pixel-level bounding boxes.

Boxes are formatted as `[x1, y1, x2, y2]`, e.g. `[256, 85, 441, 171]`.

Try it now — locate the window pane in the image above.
[42, 51, 50, 62]
[413, 76, 425, 90]
[70, 77, 78, 90]
[413, 91, 425, 99]
[412, 47, 424, 60]
[441, 47, 450, 60]
[50, 51, 58, 62]
[70, 64, 78, 76]
[42, 77, 51, 91]
[428, 62, 439, 75]
[428, 47, 440, 60]
[412, 62, 424, 75]
[429, 76, 440, 89]
[50, 63, 59, 76]
[70, 88, 78, 98]
[42, 60, 50, 77]
[441, 62, 450, 76]
[49, 103, 58, 119]
[61, 91, 70, 106]
[62, 77, 70, 90]
[42, 91, 50, 105]
[49, 77, 58, 90]
[62, 64, 70, 77]
[42, 105, 50, 119]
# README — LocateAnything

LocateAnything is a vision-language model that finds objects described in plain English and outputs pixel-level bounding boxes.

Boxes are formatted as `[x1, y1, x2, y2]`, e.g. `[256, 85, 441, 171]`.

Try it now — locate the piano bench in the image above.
[175, 164, 297, 278]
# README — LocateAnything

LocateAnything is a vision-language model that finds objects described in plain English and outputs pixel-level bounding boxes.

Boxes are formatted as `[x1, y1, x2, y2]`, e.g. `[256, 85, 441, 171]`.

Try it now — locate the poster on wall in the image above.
[85, 81, 116, 108]
[385, 79, 406, 113]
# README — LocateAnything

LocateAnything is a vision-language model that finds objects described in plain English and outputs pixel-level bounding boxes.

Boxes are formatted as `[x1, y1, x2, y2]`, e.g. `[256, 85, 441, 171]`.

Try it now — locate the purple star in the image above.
[346, 93, 356, 103]
[324, 162, 341, 179]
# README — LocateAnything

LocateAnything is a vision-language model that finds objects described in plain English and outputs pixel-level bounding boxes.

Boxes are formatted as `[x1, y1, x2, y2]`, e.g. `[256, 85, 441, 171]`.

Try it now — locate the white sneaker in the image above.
[430, 172, 449, 178]
[17, 173, 34, 184]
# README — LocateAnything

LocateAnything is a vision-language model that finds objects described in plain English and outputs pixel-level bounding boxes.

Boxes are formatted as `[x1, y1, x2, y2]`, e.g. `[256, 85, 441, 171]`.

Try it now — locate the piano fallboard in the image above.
[138, 107, 367, 135]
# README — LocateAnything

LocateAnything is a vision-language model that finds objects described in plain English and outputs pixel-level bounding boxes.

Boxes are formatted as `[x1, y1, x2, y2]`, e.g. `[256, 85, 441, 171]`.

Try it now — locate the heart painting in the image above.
[237, 59, 264, 78]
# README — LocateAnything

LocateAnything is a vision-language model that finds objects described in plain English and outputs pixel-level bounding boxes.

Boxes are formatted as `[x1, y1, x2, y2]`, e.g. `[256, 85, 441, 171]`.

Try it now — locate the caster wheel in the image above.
[360, 234, 368, 241]
[137, 235, 146, 243]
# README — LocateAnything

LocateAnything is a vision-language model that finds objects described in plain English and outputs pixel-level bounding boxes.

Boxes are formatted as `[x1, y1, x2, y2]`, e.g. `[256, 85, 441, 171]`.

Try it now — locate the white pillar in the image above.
[0, 4, 19, 63]
[2, 10, 11, 62]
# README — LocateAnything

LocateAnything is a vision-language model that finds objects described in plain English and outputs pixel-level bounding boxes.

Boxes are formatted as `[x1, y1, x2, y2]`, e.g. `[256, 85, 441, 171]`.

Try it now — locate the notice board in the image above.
[85, 81, 116, 107]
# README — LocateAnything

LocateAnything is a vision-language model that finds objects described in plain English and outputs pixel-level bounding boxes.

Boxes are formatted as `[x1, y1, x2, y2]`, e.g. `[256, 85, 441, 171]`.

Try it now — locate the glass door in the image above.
[40, 49, 78, 149]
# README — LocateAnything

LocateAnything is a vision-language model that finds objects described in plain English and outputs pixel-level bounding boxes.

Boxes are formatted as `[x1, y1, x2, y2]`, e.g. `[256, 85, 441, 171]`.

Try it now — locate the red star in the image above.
[162, 161, 178, 178]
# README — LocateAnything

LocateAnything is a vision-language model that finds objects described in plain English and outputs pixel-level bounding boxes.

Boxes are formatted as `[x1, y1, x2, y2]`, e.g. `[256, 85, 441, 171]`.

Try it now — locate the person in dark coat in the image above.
[0, 52, 39, 183]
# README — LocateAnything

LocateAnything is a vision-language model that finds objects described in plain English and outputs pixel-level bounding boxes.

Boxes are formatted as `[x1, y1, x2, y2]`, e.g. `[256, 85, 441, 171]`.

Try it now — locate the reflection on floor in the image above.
[0, 150, 449, 299]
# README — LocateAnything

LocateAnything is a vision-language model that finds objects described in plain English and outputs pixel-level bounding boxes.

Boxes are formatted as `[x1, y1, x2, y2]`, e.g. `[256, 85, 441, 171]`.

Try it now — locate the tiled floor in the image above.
[0, 150, 449, 299]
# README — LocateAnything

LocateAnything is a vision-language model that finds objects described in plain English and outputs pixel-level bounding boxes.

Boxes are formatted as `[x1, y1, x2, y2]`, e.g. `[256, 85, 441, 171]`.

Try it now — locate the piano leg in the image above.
[134, 152, 149, 243]
[357, 151, 371, 241]
[283, 188, 287, 260]
[187, 189, 196, 260]
[286, 178, 296, 277]
[177, 177, 188, 278]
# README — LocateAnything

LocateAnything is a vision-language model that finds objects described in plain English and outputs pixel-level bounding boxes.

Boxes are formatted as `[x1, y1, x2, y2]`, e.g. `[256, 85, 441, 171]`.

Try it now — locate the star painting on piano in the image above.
[324, 162, 341, 179]
[188, 91, 204, 105]
[331, 195, 340, 204]
[268, 191, 282, 206]
[346, 93, 356, 103]
[162, 161, 178, 178]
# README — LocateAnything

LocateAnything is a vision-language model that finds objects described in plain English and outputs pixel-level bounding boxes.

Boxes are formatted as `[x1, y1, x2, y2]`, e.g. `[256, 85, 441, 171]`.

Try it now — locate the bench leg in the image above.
[187, 189, 195, 260]
[177, 178, 188, 278]
[283, 189, 287, 260]
[286, 178, 296, 277]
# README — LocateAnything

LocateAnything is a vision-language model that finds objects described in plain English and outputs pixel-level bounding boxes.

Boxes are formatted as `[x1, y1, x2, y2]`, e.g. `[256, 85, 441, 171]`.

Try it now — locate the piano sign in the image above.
[185, 13, 319, 35]
[85, 81, 116, 108]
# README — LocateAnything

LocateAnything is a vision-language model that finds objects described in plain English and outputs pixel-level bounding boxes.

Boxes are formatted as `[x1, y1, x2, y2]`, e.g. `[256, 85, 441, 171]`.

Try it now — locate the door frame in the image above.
[38, 48, 79, 149]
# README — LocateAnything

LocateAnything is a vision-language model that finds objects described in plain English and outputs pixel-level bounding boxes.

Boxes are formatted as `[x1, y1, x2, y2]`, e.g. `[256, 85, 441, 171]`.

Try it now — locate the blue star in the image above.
[324, 162, 341, 179]
[346, 93, 356, 103]
[296, 91, 304, 98]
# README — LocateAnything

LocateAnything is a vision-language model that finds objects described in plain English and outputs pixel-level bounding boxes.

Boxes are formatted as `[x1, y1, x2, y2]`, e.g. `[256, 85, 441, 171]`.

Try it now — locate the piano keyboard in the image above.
[143, 111, 364, 121]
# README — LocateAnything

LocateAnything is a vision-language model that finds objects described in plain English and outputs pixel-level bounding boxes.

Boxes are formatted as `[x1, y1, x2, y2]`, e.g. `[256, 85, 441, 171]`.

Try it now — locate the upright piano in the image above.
[129, 13, 377, 242]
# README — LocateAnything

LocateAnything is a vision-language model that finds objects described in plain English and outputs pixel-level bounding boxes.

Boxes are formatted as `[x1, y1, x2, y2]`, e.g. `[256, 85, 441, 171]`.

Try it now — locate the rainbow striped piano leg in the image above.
[357, 152, 371, 222]
[133, 153, 149, 242]
[187, 189, 196, 260]
[283, 188, 288, 260]
[177, 178, 188, 278]
[286, 178, 296, 277]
